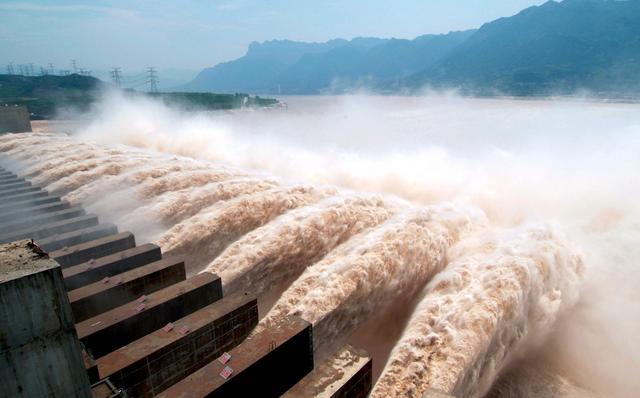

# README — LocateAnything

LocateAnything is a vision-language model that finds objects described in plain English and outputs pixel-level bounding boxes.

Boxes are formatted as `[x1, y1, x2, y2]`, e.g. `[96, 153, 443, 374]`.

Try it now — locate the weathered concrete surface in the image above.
[0, 188, 48, 203]
[68, 256, 186, 322]
[0, 194, 62, 215]
[0, 200, 71, 224]
[157, 316, 314, 398]
[0, 175, 23, 183]
[1, 206, 85, 233]
[77, 273, 223, 359]
[38, 223, 118, 252]
[0, 106, 31, 133]
[98, 291, 258, 398]
[50, 231, 136, 268]
[0, 180, 30, 192]
[0, 178, 24, 188]
[0, 240, 91, 397]
[62, 243, 162, 290]
[284, 345, 372, 398]
[0, 214, 99, 244]
[0, 185, 41, 198]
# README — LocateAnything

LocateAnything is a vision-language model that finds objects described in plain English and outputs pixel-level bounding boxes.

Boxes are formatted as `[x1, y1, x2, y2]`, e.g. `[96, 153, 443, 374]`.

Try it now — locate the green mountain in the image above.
[182, 32, 474, 94]
[0, 74, 102, 119]
[414, 0, 640, 96]
[279, 32, 474, 94]
[0, 74, 279, 119]
[185, 0, 640, 97]
[182, 39, 352, 93]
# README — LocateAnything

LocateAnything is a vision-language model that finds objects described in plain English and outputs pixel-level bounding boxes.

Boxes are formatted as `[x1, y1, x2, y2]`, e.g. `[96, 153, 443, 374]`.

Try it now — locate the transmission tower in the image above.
[40, 67, 48, 76]
[146, 67, 159, 93]
[71, 59, 77, 73]
[6, 62, 15, 75]
[28, 63, 35, 76]
[110, 67, 122, 87]
[48, 63, 55, 75]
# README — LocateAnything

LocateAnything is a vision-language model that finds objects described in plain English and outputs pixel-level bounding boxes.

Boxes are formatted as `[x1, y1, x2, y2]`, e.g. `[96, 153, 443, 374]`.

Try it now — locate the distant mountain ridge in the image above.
[183, 32, 474, 94]
[185, 0, 640, 96]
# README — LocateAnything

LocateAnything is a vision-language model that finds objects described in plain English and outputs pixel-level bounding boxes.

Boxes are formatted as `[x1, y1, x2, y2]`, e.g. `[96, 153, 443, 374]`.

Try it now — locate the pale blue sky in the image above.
[0, 0, 546, 73]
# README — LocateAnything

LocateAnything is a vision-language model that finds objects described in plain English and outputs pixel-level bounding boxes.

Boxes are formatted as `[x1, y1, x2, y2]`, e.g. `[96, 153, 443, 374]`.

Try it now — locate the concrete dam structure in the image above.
[0, 106, 31, 133]
[0, 131, 586, 397]
[0, 164, 374, 397]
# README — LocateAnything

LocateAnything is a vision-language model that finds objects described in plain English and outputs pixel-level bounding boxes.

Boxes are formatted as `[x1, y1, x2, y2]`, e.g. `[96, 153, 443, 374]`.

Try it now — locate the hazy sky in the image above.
[0, 0, 546, 73]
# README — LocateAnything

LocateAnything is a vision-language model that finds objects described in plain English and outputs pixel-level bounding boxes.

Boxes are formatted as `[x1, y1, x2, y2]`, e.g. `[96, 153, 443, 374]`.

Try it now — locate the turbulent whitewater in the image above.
[1, 94, 638, 397]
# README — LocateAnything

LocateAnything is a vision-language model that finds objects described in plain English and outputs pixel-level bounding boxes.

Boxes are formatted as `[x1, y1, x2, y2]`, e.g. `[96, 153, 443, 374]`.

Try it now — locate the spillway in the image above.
[0, 130, 587, 397]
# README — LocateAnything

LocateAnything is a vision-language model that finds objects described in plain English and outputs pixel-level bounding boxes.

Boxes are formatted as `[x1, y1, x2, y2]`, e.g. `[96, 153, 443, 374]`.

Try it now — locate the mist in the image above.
[11, 89, 640, 397]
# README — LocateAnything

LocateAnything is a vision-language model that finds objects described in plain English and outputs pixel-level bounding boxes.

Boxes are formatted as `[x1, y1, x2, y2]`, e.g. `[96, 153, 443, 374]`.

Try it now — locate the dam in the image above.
[0, 128, 586, 398]
[0, 163, 377, 397]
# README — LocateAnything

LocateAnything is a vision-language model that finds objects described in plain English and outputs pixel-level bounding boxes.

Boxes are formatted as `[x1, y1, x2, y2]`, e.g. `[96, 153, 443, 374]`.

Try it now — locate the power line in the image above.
[146, 67, 159, 93]
[110, 67, 122, 87]
[19, 64, 28, 76]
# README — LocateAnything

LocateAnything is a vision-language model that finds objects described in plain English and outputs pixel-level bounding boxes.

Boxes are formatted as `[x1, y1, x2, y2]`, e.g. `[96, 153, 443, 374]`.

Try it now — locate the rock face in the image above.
[185, 0, 640, 96]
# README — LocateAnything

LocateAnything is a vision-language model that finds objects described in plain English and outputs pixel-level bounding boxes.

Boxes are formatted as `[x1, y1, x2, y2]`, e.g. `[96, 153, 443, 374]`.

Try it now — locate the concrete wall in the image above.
[158, 316, 314, 398]
[0, 240, 91, 397]
[0, 106, 32, 133]
[100, 292, 258, 397]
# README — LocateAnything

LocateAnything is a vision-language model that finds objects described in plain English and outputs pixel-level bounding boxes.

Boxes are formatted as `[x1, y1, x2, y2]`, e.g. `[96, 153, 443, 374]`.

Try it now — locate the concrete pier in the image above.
[2, 206, 86, 232]
[38, 223, 118, 252]
[0, 174, 22, 181]
[77, 273, 223, 358]
[0, 240, 91, 397]
[83, 350, 99, 384]
[0, 164, 382, 398]
[63, 243, 162, 290]
[50, 231, 136, 268]
[0, 200, 71, 224]
[0, 105, 32, 133]
[0, 185, 41, 198]
[0, 194, 63, 214]
[0, 178, 24, 187]
[0, 180, 30, 191]
[1, 188, 48, 202]
[0, 175, 21, 183]
[0, 214, 99, 244]
[68, 257, 186, 322]
[97, 292, 258, 397]
[158, 316, 314, 398]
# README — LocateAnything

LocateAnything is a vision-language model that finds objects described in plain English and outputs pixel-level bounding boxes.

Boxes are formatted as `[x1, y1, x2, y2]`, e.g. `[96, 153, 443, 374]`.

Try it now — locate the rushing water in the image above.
[2, 93, 638, 397]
